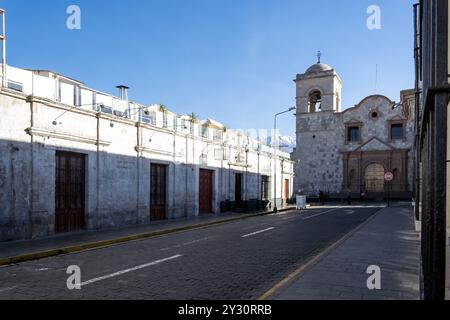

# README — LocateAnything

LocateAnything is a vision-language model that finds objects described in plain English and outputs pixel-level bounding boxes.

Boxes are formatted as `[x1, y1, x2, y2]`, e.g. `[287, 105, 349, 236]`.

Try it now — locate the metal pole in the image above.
[387, 181, 390, 207]
[0, 8, 6, 88]
[272, 107, 296, 213]
[274, 114, 278, 213]
[413, 3, 420, 222]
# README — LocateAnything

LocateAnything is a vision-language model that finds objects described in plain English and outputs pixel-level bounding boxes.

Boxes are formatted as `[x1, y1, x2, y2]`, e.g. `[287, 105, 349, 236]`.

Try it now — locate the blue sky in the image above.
[1, 0, 416, 137]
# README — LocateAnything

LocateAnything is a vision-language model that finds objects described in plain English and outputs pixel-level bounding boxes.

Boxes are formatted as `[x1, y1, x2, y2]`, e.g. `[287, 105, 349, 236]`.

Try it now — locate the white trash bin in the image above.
[296, 195, 307, 210]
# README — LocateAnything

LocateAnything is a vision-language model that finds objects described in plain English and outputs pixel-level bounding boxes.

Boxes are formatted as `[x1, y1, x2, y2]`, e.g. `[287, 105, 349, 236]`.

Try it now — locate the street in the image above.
[0, 206, 382, 300]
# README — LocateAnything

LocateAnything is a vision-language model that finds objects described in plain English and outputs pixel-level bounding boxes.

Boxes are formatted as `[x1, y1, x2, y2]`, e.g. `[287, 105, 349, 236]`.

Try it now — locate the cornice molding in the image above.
[25, 127, 111, 146]
[135, 146, 181, 157]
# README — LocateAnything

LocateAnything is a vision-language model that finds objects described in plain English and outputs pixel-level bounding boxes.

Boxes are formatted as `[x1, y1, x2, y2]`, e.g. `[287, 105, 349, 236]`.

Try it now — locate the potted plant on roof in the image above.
[189, 112, 198, 123]
[159, 104, 168, 114]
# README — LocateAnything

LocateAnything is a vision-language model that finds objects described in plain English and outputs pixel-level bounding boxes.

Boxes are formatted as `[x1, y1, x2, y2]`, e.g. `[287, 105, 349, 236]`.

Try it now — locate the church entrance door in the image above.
[365, 163, 385, 193]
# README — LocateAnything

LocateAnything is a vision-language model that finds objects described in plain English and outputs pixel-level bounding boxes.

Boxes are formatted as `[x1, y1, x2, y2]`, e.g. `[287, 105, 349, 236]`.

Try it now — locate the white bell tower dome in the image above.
[294, 53, 343, 114]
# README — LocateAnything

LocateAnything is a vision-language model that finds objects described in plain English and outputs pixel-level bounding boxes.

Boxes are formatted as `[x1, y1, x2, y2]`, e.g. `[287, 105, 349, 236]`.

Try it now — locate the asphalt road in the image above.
[0, 206, 383, 300]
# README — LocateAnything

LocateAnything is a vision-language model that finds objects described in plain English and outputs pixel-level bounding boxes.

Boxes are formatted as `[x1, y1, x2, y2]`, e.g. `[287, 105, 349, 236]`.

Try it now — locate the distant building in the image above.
[0, 65, 294, 241]
[293, 59, 415, 198]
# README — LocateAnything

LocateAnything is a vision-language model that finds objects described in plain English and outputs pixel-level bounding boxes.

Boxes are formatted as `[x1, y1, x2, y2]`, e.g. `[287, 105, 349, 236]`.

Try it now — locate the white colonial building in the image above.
[0, 65, 294, 241]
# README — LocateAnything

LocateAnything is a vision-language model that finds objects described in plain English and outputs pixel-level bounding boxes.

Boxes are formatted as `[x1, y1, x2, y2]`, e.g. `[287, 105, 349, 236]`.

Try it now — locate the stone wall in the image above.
[295, 94, 415, 196]
[295, 111, 344, 194]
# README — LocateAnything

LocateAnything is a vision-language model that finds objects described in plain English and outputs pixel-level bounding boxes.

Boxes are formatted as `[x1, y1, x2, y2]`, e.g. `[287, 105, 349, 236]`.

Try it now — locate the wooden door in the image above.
[199, 169, 213, 214]
[365, 163, 385, 193]
[235, 173, 243, 208]
[55, 151, 86, 233]
[284, 179, 290, 203]
[150, 164, 167, 221]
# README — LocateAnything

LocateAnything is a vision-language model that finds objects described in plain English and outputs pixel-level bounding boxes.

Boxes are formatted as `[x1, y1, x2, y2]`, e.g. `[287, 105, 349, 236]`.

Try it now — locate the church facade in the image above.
[293, 61, 415, 198]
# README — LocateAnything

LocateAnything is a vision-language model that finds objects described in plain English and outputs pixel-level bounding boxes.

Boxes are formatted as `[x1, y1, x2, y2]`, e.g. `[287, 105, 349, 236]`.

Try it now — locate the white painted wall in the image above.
[0, 65, 294, 241]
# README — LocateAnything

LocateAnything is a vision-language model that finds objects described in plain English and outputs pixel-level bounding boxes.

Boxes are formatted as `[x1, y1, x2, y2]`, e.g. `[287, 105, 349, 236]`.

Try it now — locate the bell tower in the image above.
[293, 55, 344, 195]
[294, 54, 343, 114]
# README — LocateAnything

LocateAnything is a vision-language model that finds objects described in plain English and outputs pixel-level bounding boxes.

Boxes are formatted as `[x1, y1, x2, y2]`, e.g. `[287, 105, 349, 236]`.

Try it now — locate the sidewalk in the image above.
[273, 205, 421, 300]
[0, 206, 295, 266]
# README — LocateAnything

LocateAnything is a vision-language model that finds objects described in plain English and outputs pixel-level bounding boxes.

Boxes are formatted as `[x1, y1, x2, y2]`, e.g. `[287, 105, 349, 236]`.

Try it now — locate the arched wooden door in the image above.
[365, 163, 385, 192]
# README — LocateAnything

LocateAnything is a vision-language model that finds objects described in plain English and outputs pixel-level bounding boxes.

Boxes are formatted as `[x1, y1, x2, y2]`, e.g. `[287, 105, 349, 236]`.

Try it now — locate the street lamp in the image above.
[273, 106, 296, 213]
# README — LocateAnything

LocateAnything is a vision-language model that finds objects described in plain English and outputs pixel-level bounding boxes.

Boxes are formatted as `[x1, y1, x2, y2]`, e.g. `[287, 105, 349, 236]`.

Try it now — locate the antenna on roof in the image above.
[0, 8, 6, 88]
[317, 51, 322, 64]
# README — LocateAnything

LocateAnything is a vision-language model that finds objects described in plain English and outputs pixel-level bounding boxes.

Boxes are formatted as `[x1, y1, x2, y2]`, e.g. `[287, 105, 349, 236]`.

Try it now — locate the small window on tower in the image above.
[308, 90, 322, 113]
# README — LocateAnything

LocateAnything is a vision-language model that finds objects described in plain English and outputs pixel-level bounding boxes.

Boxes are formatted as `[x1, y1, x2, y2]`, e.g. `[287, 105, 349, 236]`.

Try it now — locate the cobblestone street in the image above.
[0, 206, 387, 300]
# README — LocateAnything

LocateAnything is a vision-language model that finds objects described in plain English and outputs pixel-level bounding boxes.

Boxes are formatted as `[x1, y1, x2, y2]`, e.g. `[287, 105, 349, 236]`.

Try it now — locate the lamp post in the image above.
[273, 106, 296, 213]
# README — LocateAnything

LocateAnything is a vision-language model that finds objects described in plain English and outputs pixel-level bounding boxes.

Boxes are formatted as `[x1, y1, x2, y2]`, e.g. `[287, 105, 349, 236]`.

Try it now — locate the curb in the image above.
[0, 207, 295, 267]
[258, 205, 387, 300]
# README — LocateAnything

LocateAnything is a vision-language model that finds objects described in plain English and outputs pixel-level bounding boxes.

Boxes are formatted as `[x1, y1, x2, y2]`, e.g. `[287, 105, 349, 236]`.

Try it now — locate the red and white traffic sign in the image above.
[384, 172, 394, 182]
